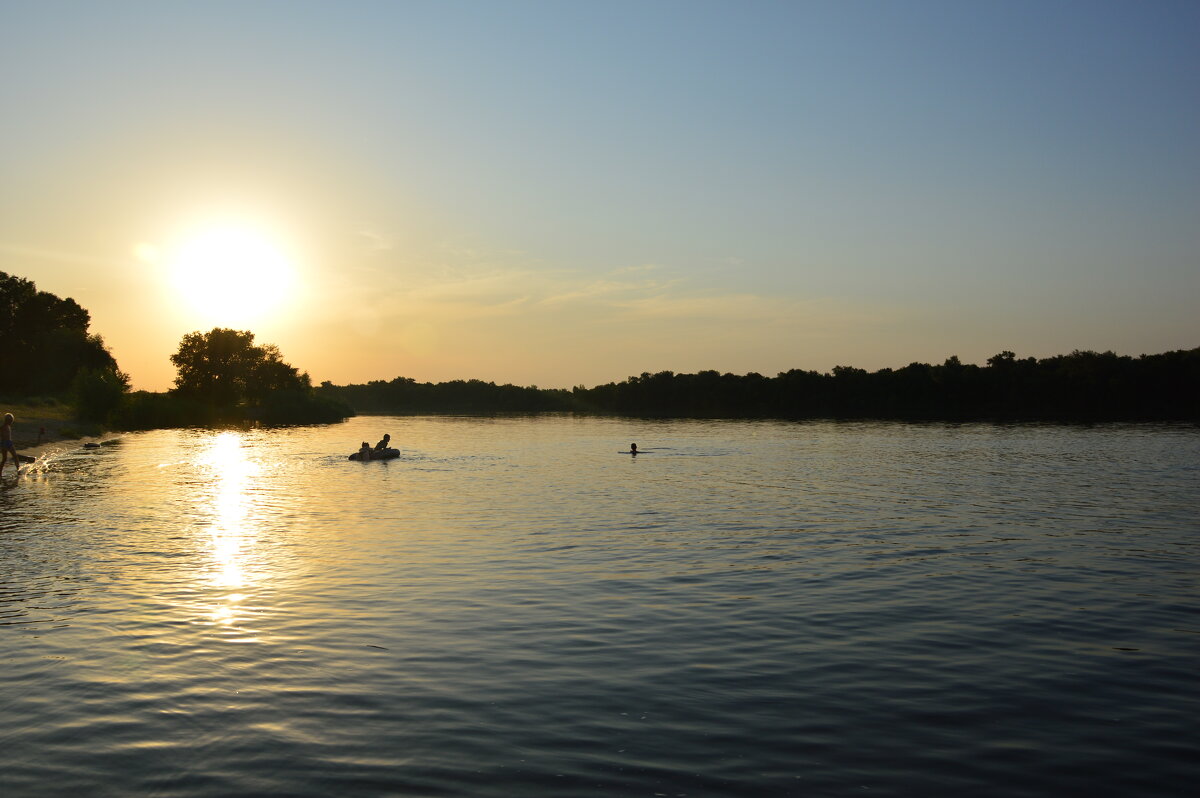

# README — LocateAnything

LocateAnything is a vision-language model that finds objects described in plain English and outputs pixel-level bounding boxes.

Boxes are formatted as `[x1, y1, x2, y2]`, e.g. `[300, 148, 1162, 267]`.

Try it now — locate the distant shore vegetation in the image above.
[320, 347, 1199, 422]
[6, 271, 1197, 428]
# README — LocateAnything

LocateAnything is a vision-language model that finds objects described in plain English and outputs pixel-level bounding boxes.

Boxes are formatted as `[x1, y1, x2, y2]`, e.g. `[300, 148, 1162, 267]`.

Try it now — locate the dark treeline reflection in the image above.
[320, 348, 1200, 421]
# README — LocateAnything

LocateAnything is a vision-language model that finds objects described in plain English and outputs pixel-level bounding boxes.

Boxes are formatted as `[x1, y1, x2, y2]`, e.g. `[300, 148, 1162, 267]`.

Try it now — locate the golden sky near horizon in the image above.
[3, 2, 1197, 392]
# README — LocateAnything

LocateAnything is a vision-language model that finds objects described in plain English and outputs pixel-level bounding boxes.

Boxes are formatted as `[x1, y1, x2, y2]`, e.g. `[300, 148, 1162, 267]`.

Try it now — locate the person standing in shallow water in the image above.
[1, 413, 22, 475]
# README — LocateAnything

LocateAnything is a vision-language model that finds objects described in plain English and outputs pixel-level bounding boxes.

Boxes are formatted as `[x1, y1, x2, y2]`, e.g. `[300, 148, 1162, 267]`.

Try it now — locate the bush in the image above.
[72, 367, 130, 423]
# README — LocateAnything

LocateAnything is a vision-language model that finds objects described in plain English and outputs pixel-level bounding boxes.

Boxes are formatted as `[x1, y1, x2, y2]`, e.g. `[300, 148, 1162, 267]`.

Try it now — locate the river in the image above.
[2, 416, 1197, 797]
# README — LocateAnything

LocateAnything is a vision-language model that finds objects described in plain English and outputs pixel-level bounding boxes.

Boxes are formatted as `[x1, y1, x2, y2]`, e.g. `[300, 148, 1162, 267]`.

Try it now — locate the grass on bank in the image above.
[4, 398, 72, 421]
[1, 397, 106, 446]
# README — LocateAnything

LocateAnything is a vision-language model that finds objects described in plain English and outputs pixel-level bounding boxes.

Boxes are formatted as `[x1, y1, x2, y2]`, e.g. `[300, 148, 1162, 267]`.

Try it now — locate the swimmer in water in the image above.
[630, 443, 638, 455]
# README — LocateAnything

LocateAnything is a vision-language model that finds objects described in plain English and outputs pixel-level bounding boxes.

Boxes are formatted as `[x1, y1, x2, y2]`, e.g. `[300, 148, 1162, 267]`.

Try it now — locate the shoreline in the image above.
[4, 411, 109, 458]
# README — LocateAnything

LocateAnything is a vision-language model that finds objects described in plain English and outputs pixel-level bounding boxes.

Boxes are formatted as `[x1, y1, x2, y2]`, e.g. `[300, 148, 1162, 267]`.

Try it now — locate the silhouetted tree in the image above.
[171, 328, 307, 407]
[165, 328, 351, 425]
[1, 271, 121, 395]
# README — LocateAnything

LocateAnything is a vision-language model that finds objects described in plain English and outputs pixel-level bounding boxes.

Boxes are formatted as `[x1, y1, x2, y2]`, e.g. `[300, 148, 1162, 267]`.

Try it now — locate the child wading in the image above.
[1, 413, 23, 476]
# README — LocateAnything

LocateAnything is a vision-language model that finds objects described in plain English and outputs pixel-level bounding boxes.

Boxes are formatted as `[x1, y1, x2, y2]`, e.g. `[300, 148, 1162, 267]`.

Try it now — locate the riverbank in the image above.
[2, 404, 105, 455]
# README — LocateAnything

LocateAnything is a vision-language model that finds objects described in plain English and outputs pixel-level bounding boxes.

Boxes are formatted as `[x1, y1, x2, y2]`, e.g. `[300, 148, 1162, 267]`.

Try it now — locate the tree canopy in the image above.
[1, 271, 122, 395]
[170, 328, 310, 407]
[163, 328, 351, 425]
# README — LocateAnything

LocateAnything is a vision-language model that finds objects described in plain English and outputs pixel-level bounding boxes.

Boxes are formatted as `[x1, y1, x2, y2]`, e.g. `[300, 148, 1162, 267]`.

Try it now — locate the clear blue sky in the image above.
[2, 0, 1197, 389]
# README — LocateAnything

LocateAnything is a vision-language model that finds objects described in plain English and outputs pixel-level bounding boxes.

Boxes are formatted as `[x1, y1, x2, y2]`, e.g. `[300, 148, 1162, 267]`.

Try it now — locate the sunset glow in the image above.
[3, 4, 1197, 794]
[167, 223, 297, 328]
[1, 2, 1196, 392]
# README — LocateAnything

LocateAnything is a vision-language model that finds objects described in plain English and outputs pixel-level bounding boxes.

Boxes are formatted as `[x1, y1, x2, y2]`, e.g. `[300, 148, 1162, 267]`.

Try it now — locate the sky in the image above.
[2, 0, 1197, 392]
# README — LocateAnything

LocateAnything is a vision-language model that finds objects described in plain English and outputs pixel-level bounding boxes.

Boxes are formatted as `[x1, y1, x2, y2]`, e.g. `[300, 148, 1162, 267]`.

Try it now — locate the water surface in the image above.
[2, 417, 1198, 796]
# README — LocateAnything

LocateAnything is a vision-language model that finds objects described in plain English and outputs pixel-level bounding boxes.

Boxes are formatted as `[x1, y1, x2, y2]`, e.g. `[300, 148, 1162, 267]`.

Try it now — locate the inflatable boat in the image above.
[348, 447, 400, 461]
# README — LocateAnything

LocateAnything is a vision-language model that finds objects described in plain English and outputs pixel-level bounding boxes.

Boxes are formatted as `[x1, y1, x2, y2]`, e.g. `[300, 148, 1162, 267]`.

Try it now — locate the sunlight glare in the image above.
[168, 222, 297, 327]
[133, 242, 160, 263]
[199, 432, 262, 625]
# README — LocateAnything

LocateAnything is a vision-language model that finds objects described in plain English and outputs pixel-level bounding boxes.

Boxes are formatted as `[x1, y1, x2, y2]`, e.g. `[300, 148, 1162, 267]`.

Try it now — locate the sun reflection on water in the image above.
[198, 432, 261, 628]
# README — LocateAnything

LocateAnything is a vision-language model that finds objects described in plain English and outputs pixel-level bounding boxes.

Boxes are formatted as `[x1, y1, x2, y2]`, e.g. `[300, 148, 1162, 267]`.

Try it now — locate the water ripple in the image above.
[1, 419, 1198, 796]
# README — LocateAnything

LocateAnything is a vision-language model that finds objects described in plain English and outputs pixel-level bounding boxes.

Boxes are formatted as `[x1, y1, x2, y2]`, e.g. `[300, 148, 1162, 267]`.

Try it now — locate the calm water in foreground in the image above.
[1, 416, 1197, 797]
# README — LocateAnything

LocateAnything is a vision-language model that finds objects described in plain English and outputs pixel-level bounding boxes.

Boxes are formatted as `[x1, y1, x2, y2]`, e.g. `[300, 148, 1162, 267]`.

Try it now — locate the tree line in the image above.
[318, 376, 572, 415]
[320, 348, 1200, 421]
[8, 270, 1196, 425]
[4, 271, 350, 427]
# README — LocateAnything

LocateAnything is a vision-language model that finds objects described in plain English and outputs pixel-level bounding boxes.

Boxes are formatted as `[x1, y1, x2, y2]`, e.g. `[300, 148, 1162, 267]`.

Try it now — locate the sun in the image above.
[165, 223, 298, 327]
